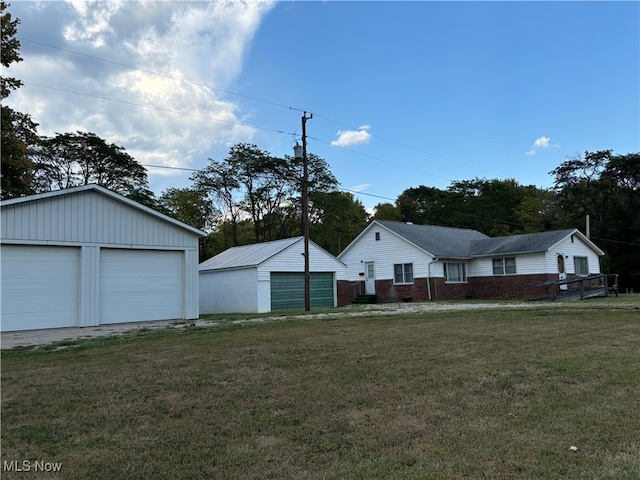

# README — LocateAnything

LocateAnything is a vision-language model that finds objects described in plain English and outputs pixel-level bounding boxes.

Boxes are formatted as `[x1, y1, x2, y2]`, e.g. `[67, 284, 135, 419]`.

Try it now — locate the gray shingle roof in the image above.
[376, 220, 490, 258]
[469, 229, 578, 256]
[199, 237, 302, 271]
[376, 221, 585, 258]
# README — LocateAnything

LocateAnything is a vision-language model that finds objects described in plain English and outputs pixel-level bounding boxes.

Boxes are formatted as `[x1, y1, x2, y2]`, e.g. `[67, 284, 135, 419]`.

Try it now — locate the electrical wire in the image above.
[17, 36, 491, 178]
[22, 82, 294, 136]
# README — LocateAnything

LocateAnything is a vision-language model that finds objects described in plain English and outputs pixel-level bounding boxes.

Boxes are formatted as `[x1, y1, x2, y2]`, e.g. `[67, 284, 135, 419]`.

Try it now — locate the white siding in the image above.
[1, 190, 199, 249]
[339, 224, 435, 281]
[184, 249, 200, 319]
[79, 245, 100, 327]
[1, 187, 203, 330]
[471, 252, 548, 277]
[257, 280, 271, 313]
[199, 268, 258, 314]
[257, 241, 346, 281]
[546, 235, 601, 275]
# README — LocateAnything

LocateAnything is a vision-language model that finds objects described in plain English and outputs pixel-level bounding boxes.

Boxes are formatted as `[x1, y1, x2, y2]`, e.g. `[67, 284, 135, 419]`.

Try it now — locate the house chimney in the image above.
[586, 214, 590, 239]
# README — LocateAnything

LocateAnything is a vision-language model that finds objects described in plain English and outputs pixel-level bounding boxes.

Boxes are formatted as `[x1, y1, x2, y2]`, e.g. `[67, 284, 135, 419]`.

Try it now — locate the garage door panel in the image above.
[1, 245, 80, 331]
[100, 249, 183, 324]
[270, 272, 334, 311]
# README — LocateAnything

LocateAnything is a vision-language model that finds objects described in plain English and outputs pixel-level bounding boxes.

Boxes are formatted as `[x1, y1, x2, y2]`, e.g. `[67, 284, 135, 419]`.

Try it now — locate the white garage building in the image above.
[1, 185, 206, 332]
[199, 237, 346, 314]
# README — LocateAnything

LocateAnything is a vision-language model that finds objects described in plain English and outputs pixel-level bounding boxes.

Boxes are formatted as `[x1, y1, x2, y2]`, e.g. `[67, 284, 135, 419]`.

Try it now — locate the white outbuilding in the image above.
[1, 185, 206, 332]
[199, 237, 346, 314]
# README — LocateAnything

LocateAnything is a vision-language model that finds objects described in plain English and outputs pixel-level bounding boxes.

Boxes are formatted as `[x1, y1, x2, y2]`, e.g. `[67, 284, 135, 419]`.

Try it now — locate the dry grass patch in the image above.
[2, 301, 640, 479]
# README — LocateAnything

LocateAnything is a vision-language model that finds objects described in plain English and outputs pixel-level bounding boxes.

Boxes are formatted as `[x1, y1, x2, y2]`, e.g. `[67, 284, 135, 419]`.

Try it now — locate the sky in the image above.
[4, 0, 639, 212]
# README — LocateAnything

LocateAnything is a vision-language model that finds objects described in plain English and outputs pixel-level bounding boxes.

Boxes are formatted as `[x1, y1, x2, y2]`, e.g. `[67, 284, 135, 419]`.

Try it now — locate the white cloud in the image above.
[526, 136, 559, 156]
[348, 184, 371, 192]
[5, 0, 275, 193]
[331, 125, 372, 147]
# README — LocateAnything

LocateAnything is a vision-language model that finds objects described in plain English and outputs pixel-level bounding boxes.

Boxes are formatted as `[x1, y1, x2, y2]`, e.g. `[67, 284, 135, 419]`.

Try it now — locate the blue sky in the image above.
[5, 1, 639, 212]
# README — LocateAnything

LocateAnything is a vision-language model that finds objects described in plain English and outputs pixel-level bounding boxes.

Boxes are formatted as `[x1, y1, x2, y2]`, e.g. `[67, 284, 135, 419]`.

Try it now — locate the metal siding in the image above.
[1, 245, 80, 331]
[184, 249, 200, 319]
[79, 245, 101, 327]
[99, 249, 184, 324]
[257, 241, 345, 281]
[1, 190, 199, 249]
[199, 268, 258, 314]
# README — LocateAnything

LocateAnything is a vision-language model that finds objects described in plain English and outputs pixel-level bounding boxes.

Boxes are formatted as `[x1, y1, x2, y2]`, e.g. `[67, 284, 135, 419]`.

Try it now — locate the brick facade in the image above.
[469, 274, 557, 299]
[337, 274, 560, 305]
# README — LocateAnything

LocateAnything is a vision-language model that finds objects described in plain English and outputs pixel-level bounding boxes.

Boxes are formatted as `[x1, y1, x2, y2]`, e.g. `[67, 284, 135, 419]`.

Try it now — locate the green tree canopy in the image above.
[1, 1, 38, 199]
[309, 191, 369, 255]
[550, 150, 640, 290]
[192, 143, 338, 247]
[1, 1, 22, 99]
[371, 202, 403, 222]
[32, 131, 150, 196]
[397, 179, 562, 236]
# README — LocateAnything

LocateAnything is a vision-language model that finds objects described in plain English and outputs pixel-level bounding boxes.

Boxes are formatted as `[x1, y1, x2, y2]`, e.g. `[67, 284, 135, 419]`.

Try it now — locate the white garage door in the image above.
[99, 249, 184, 324]
[1, 245, 80, 331]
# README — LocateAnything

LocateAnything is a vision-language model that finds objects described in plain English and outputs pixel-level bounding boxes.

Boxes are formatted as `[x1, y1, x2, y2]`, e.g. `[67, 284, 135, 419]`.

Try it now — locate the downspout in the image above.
[427, 258, 437, 301]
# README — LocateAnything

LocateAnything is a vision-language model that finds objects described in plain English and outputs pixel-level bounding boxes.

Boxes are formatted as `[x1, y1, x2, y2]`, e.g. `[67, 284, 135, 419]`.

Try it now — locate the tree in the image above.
[192, 143, 338, 247]
[550, 150, 640, 290]
[396, 185, 457, 226]
[1, 106, 38, 199]
[309, 191, 369, 255]
[33, 131, 150, 196]
[1, 1, 22, 99]
[371, 202, 403, 221]
[159, 187, 219, 260]
[1, 1, 38, 199]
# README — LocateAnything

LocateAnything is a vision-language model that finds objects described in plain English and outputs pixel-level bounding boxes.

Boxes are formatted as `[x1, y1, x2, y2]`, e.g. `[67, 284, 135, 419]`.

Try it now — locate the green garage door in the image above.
[270, 272, 335, 311]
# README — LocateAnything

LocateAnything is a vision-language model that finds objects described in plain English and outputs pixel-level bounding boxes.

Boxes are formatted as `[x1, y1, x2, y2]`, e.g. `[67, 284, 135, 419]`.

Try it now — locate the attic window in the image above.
[375, 232, 381, 241]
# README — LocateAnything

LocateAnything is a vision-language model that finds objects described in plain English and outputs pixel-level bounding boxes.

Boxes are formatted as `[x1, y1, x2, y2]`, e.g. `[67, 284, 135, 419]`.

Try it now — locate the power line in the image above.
[23, 79, 459, 183]
[22, 82, 294, 136]
[18, 37, 308, 114]
[18, 36, 487, 178]
[308, 135, 453, 182]
[311, 112, 494, 175]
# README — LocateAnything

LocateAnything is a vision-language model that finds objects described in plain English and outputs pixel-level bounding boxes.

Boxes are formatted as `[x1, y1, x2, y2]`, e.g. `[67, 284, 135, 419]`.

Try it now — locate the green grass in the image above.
[2, 298, 640, 479]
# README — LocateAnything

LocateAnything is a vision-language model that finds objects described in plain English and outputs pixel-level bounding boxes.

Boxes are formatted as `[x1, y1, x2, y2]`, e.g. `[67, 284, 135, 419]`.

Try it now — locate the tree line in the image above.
[2, 2, 638, 290]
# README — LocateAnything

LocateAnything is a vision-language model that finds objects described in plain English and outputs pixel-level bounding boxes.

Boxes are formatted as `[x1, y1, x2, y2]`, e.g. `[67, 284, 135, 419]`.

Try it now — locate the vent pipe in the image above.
[586, 214, 590, 239]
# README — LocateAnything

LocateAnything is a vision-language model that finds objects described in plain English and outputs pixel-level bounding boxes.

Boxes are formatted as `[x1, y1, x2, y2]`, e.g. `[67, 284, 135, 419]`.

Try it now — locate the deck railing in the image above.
[524, 273, 618, 301]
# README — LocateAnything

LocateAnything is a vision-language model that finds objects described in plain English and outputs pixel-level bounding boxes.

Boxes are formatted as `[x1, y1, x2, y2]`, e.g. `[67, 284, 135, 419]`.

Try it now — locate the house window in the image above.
[394, 263, 413, 284]
[445, 262, 467, 283]
[375, 232, 381, 241]
[492, 257, 516, 275]
[574, 256, 589, 276]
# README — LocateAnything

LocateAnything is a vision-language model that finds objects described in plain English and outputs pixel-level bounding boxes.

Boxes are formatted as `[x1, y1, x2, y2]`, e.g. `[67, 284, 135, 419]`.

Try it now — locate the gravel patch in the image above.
[1, 301, 560, 350]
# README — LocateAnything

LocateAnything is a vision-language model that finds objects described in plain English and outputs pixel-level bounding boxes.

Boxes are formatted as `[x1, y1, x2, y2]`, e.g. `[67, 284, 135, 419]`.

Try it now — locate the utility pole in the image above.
[294, 112, 313, 311]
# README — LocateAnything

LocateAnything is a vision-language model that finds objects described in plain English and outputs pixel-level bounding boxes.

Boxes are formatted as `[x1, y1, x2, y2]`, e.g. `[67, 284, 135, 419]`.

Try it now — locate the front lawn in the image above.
[2, 300, 639, 479]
